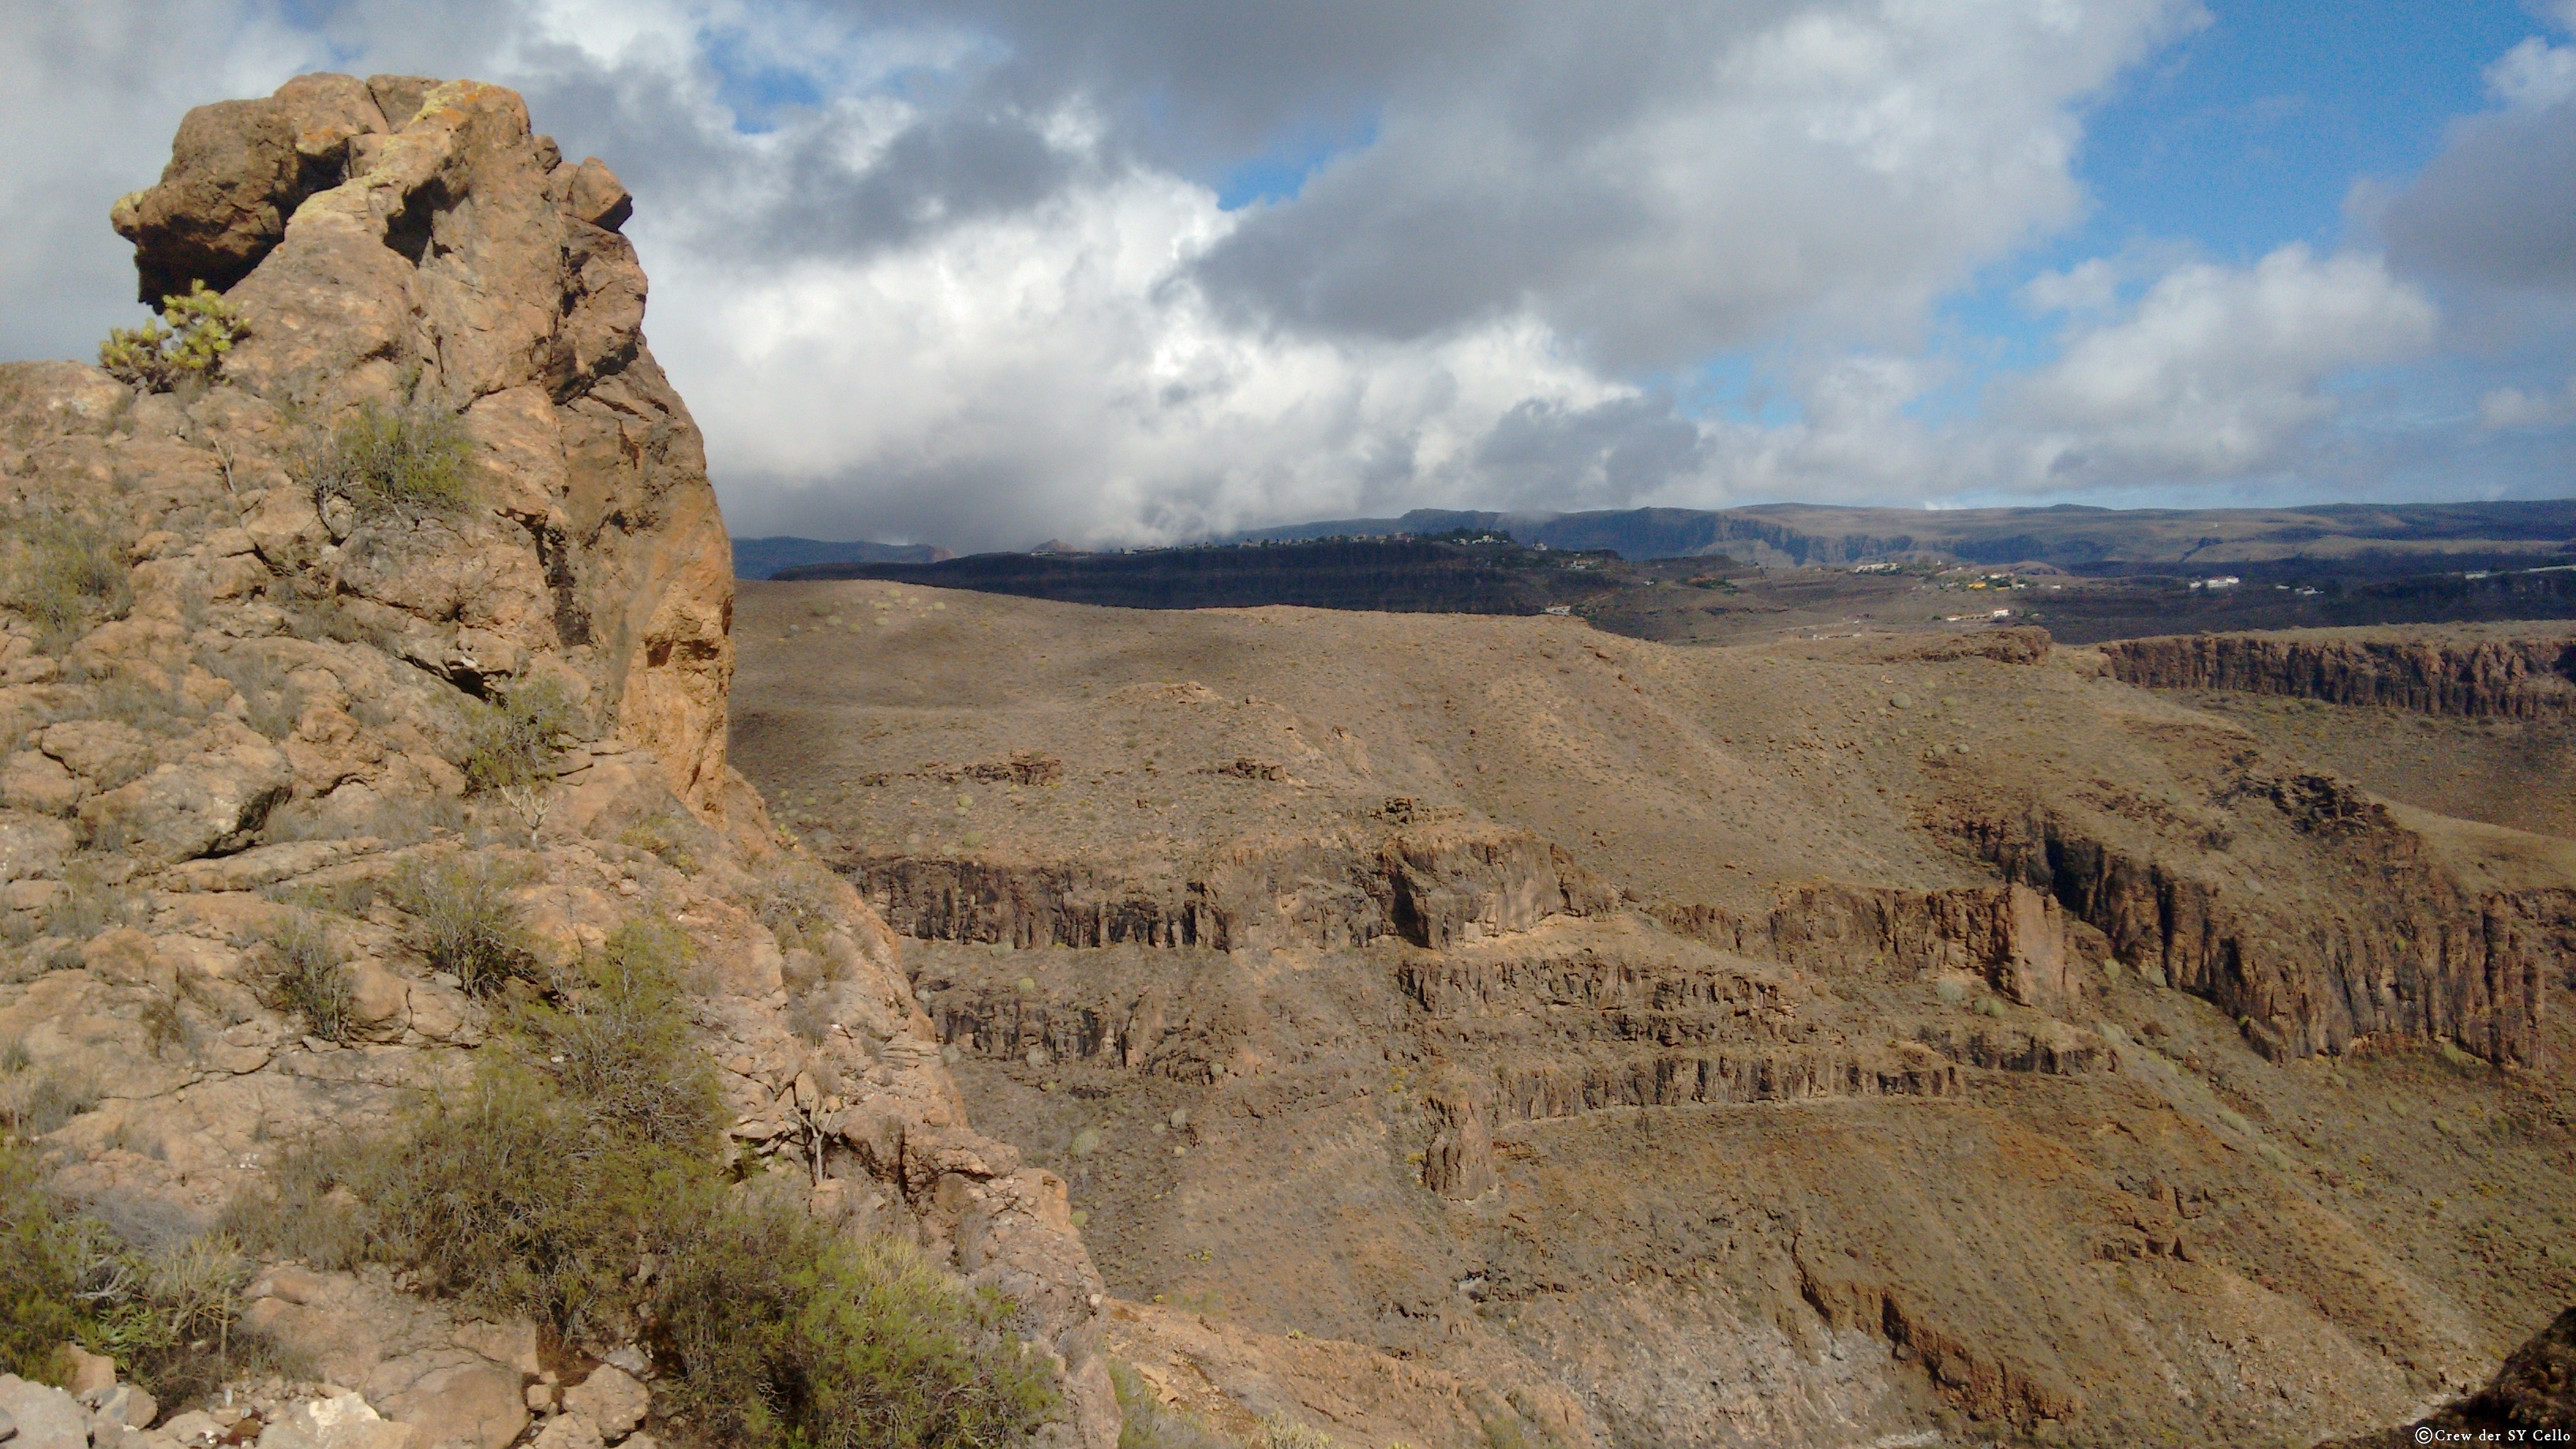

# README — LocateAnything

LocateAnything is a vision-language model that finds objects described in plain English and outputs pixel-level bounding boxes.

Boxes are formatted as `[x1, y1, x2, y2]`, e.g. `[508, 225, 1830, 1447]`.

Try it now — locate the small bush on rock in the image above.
[512, 917, 720, 1153]
[6, 511, 133, 653]
[462, 676, 578, 793]
[97, 281, 245, 393]
[305, 400, 474, 519]
[231, 907, 1061, 1447]
[395, 854, 545, 995]
[261, 912, 355, 1043]
[2, 1142, 264, 1396]
[657, 1196, 1059, 1449]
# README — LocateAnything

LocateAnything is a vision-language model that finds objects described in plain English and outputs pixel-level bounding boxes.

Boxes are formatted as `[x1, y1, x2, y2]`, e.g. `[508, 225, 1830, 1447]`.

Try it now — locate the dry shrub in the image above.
[260, 912, 354, 1043]
[303, 400, 473, 519]
[5, 511, 132, 653]
[394, 853, 544, 994]
[461, 676, 578, 794]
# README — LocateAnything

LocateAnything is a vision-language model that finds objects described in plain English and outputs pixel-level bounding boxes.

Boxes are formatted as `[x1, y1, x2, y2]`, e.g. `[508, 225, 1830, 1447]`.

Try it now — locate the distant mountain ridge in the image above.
[731, 536, 953, 579]
[1229, 500, 2576, 571]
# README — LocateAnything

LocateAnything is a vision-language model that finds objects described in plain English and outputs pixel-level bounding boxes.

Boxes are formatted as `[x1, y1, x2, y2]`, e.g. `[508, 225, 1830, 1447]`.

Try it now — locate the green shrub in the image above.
[462, 677, 578, 793]
[1255, 1419, 1339, 1449]
[230, 908, 1060, 1445]
[394, 854, 544, 995]
[6, 511, 132, 653]
[511, 918, 719, 1153]
[0, 1142, 95, 1378]
[656, 1196, 1058, 1449]
[1, 1142, 261, 1396]
[261, 912, 355, 1043]
[305, 400, 474, 519]
[97, 281, 245, 393]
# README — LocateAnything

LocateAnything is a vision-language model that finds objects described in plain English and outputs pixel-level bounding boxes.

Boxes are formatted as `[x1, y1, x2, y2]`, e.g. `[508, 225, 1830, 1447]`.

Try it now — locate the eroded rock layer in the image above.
[2102, 627, 2576, 718]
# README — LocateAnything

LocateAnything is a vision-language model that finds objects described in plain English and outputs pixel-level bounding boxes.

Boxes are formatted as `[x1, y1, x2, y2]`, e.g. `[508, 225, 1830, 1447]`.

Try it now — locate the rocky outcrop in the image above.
[1652, 880, 2093, 1017]
[110, 73, 733, 811]
[2330, 1305, 2576, 1445]
[844, 824, 1612, 953]
[0, 73, 1114, 1447]
[1967, 790, 2563, 1065]
[2101, 630, 2576, 717]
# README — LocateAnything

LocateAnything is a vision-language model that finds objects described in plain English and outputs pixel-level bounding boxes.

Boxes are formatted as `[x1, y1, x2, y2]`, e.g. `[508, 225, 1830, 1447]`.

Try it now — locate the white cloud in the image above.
[0, 1, 2548, 548]
[1994, 245, 2437, 482]
[2477, 376, 2576, 428]
[654, 167, 1631, 544]
[2484, 35, 2576, 110]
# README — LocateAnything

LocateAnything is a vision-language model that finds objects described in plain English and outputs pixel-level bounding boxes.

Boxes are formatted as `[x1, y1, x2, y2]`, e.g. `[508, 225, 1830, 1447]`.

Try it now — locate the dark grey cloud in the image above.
[2382, 99, 2576, 294]
[1473, 395, 1709, 508]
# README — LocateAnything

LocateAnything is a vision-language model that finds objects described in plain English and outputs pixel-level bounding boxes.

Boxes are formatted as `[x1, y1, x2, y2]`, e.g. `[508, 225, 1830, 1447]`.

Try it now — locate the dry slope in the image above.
[733, 581, 2576, 1449]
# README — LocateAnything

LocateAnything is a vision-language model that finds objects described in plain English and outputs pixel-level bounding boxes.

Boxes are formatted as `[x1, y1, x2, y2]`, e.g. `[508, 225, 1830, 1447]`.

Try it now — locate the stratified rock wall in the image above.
[1968, 795, 2567, 1066]
[844, 824, 1612, 953]
[2102, 631, 2576, 718]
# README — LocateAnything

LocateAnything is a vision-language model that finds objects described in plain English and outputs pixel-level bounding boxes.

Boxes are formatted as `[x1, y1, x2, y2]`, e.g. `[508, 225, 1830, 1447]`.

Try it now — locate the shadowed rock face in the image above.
[2330, 1305, 2576, 1445]
[111, 73, 734, 811]
[2103, 629, 2576, 719]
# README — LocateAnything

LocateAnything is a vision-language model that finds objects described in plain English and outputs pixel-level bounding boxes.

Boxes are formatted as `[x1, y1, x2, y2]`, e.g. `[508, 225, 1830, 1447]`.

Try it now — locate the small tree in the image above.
[98, 282, 245, 392]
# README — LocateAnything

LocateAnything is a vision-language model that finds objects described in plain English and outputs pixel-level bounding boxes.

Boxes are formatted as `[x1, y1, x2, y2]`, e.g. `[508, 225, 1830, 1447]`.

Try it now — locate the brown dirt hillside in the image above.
[734, 580, 2576, 1449]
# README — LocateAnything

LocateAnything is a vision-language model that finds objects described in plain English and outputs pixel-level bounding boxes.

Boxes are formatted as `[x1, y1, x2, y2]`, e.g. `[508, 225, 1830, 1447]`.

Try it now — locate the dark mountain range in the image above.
[1231, 500, 2576, 571]
[731, 535, 953, 578]
[771, 534, 1621, 613]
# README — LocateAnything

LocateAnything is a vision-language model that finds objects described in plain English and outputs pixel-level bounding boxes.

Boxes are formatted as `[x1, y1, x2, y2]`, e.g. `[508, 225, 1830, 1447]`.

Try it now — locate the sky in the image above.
[2, 2, 2571, 551]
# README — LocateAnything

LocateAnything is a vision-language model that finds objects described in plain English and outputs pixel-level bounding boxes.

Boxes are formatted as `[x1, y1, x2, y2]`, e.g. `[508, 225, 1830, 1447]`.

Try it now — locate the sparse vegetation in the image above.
[616, 802, 707, 874]
[757, 857, 845, 956]
[1109, 1359, 1234, 1449]
[1, 1141, 266, 1397]
[260, 912, 356, 1043]
[5, 510, 133, 652]
[97, 281, 245, 393]
[0, 1043, 101, 1141]
[45, 863, 143, 942]
[200, 646, 304, 740]
[462, 676, 578, 793]
[230, 910, 1058, 1448]
[303, 399, 474, 519]
[1255, 1418, 1340, 1449]
[393, 853, 545, 995]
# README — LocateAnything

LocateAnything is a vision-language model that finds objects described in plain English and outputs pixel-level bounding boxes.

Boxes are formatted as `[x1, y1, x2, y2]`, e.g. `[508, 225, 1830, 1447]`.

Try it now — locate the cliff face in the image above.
[112, 73, 735, 810]
[0, 73, 1115, 1449]
[2102, 629, 2576, 718]
[1968, 788, 2569, 1067]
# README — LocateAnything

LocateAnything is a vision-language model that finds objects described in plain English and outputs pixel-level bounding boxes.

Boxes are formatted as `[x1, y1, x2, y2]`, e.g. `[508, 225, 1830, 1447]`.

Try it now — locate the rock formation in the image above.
[111, 72, 732, 811]
[1, 73, 1115, 1447]
[2102, 627, 2576, 718]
